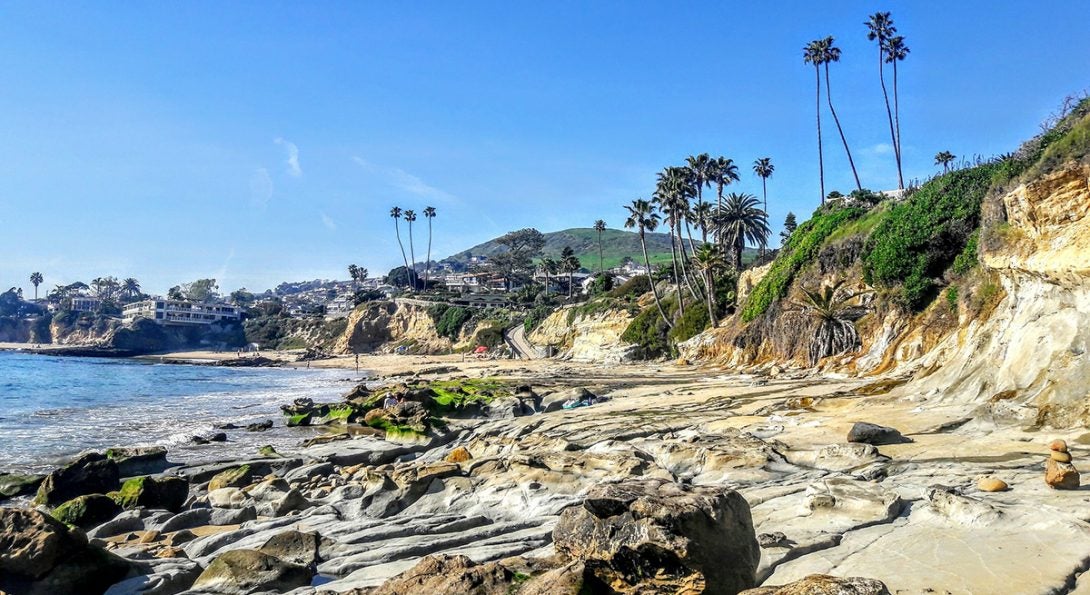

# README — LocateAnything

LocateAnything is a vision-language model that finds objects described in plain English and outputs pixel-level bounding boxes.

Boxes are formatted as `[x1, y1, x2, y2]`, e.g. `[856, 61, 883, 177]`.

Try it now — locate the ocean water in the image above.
[0, 351, 358, 473]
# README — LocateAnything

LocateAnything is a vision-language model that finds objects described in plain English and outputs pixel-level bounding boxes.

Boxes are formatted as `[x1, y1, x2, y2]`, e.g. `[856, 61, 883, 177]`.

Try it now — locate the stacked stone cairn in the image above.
[1045, 439, 1080, 490]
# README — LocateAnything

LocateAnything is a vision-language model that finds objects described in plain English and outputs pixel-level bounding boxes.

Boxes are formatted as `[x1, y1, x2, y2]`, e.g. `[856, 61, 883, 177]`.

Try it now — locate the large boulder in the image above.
[0, 507, 132, 595]
[35, 452, 121, 507]
[105, 446, 174, 476]
[541, 387, 595, 413]
[367, 554, 521, 595]
[190, 549, 313, 594]
[553, 478, 760, 595]
[257, 530, 326, 568]
[111, 475, 189, 512]
[846, 422, 911, 446]
[52, 494, 122, 529]
[740, 574, 891, 595]
[0, 472, 45, 499]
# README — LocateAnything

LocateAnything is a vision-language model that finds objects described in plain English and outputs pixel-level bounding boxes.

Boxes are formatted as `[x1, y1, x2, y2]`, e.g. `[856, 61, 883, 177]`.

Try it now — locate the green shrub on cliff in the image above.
[427, 304, 473, 340]
[863, 164, 999, 310]
[741, 206, 865, 322]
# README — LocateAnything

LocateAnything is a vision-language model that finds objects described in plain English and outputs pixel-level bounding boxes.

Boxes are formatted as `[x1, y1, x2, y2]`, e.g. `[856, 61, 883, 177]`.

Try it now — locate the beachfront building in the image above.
[122, 299, 241, 326]
[69, 297, 102, 313]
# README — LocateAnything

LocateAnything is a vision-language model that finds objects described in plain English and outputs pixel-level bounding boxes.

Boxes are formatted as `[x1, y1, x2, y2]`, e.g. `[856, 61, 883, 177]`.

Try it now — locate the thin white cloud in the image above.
[320, 212, 337, 231]
[213, 248, 236, 287]
[249, 167, 274, 207]
[352, 156, 459, 204]
[275, 137, 302, 177]
[866, 143, 895, 156]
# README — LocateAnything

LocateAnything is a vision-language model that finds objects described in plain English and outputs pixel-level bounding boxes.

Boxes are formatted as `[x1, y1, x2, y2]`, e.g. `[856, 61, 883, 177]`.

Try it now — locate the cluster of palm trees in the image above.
[623, 154, 773, 330]
[38, 276, 144, 304]
[346, 264, 369, 289]
[804, 12, 910, 204]
[539, 246, 582, 298]
[388, 206, 437, 289]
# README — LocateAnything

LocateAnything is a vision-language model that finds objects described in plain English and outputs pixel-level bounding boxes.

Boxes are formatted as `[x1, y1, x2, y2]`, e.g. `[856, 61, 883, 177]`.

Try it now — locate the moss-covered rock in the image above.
[0, 472, 45, 499]
[191, 549, 313, 594]
[208, 465, 252, 491]
[35, 453, 120, 508]
[110, 475, 188, 513]
[52, 494, 122, 529]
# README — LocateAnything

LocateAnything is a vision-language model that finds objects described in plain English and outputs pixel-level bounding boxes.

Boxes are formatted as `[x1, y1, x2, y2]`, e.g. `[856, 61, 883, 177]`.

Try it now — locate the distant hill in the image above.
[440, 228, 758, 271]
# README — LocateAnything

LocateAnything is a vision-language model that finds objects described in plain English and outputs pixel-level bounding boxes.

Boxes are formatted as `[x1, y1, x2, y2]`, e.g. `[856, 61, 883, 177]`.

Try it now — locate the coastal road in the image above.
[505, 324, 541, 360]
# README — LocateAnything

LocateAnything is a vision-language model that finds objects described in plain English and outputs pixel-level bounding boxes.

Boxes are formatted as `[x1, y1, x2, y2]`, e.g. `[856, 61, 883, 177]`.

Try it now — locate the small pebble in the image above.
[1050, 439, 1069, 453]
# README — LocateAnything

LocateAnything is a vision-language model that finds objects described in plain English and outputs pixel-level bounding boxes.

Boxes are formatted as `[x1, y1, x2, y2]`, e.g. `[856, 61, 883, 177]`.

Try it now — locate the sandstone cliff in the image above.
[680, 101, 1090, 427]
[528, 306, 637, 363]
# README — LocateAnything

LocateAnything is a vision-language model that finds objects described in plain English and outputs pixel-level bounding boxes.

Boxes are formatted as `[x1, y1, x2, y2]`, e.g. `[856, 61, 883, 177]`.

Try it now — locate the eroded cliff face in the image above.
[529, 306, 637, 363]
[682, 160, 1090, 426]
[334, 301, 453, 355]
[898, 162, 1090, 425]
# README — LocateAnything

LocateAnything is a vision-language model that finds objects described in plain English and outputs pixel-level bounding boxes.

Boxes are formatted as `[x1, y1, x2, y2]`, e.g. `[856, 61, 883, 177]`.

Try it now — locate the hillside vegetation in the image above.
[442, 227, 755, 270]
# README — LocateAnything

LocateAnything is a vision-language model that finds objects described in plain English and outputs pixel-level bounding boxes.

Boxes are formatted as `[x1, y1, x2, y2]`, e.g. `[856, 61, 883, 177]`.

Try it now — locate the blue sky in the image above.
[2, 1, 1087, 296]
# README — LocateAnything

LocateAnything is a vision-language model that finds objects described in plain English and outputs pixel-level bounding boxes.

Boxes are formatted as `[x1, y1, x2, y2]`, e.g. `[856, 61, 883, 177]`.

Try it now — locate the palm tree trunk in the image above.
[640, 232, 672, 328]
[597, 232, 604, 275]
[716, 182, 724, 245]
[815, 66, 826, 205]
[893, 58, 904, 189]
[408, 222, 418, 290]
[705, 270, 717, 328]
[425, 219, 433, 290]
[394, 222, 410, 279]
[676, 220, 701, 303]
[683, 223, 704, 300]
[668, 227, 685, 316]
[825, 63, 862, 192]
[760, 177, 768, 258]
[878, 48, 902, 190]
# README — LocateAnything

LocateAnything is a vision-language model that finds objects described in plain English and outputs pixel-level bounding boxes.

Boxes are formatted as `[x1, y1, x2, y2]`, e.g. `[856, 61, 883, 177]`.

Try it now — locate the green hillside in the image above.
[441, 228, 757, 271]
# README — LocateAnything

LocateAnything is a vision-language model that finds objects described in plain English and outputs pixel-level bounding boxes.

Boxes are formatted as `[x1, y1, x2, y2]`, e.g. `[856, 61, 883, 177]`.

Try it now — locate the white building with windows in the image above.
[123, 299, 241, 326]
[70, 297, 102, 313]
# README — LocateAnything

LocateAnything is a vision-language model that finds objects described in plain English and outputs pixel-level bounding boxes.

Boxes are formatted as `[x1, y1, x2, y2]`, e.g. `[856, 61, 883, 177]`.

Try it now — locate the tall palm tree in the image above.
[885, 34, 910, 185]
[752, 157, 774, 215]
[560, 246, 581, 298]
[348, 264, 360, 290]
[935, 151, 956, 173]
[540, 257, 557, 295]
[122, 278, 141, 301]
[624, 199, 671, 328]
[710, 156, 740, 214]
[403, 209, 418, 289]
[29, 272, 43, 301]
[716, 192, 771, 271]
[693, 244, 726, 328]
[865, 12, 902, 190]
[390, 207, 410, 277]
[655, 167, 699, 311]
[593, 219, 607, 274]
[803, 40, 827, 205]
[818, 36, 862, 192]
[423, 206, 437, 290]
[685, 153, 713, 213]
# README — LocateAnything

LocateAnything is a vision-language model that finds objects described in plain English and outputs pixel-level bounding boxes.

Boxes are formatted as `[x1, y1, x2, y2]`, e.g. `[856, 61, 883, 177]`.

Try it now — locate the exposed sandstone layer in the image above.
[528, 307, 636, 363]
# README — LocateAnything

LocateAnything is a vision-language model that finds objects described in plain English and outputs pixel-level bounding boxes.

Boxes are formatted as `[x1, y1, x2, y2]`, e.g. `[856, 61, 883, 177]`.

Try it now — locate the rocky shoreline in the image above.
[3, 359, 1090, 594]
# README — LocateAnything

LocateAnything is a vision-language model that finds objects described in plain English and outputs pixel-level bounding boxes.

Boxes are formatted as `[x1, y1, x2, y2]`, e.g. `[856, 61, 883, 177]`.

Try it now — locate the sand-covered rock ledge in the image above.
[2, 356, 1089, 594]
